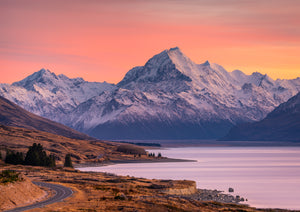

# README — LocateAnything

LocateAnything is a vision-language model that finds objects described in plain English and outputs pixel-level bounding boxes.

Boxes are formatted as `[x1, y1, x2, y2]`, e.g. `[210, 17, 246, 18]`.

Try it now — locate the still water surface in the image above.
[78, 147, 300, 210]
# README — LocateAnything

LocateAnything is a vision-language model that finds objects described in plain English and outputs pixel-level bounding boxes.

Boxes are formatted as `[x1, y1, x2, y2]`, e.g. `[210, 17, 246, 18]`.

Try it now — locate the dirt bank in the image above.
[0, 174, 46, 211]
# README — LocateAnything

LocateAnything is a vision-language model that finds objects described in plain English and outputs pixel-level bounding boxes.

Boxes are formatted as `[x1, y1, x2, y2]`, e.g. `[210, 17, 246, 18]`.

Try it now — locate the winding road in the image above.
[5, 181, 73, 212]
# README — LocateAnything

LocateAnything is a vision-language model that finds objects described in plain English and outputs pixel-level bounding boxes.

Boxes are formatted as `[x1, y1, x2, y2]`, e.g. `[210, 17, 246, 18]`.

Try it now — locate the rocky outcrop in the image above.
[188, 189, 246, 203]
[162, 181, 197, 195]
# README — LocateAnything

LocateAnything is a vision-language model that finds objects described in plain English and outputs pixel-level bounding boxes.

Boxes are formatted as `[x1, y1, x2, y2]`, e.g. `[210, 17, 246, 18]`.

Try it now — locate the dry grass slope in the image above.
[0, 124, 154, 165]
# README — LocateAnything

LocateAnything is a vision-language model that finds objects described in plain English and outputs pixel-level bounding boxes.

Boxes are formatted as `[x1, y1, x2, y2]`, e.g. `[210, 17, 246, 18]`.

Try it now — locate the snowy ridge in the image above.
[0, 69, 116, 121]
[1, 48, 300, 139]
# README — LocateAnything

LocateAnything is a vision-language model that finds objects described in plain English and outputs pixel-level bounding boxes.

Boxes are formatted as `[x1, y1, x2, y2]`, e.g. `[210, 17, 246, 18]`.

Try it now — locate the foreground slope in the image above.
[222, 92, 300, 142]
[0, 174, 45, 211]
[0, 96, 91, 140]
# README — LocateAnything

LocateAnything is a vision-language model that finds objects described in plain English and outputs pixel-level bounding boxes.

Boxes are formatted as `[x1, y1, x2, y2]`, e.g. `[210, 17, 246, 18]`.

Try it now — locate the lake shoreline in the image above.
[74, 157, 197, 168]
[75, 158, 251, 208]
[115, 139, 300, 148]
[76, 146, 300, 210]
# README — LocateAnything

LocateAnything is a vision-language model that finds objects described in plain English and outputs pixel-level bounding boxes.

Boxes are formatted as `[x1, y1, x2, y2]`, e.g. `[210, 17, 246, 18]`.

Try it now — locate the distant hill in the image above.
[0, 96, 92, 140]
[222, 92, 300, 142]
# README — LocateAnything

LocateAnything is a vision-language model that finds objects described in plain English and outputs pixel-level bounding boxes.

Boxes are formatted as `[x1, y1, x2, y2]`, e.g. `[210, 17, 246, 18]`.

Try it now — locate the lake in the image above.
[78, 146, 300, 210]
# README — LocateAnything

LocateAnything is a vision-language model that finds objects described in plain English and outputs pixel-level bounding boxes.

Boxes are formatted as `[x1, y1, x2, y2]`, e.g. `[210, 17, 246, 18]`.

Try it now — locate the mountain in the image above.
[66, 47, 300, 139]
[222, 92, 300, 142]
[0, 69, 116, 121]
[0, 96, 91, 140]
[1, 48, 300, 140]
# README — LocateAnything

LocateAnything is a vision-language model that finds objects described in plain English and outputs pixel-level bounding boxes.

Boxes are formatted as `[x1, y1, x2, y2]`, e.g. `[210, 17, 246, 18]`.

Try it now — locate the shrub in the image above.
[5, 150, 24, 165]
[0, 170, 22, 184]
[114, 194, 126, 200]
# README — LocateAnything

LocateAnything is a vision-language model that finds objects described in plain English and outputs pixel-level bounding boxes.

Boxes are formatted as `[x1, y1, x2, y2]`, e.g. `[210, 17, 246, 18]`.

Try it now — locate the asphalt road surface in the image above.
[5, 181, 73, 212]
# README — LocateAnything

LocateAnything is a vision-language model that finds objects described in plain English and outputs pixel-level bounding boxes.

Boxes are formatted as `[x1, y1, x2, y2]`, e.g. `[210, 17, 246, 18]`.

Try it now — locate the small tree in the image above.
[46, 154, 56, 168]
[64, 154, 73, 168]
[24, 143, 56, 167]
[24, 143, 42, 166]
[158, 152, 162, 157]
[5, 150, 24, 165]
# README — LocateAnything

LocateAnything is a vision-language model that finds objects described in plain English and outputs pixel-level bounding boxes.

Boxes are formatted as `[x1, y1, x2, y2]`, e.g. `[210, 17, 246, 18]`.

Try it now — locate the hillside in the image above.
[222, 92, 300, 142]
[0, 96, 91, 140]
[0, 124, 152, 164]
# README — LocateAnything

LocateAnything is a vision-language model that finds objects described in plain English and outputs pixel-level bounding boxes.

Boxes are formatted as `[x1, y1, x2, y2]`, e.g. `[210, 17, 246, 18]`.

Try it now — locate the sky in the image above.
[1, 0, 300, 84]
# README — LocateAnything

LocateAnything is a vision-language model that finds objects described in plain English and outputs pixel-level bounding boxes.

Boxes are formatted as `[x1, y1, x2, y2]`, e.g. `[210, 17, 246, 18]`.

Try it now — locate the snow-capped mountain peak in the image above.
[118, 47, 193, 92]
[12, 68, 58, 91]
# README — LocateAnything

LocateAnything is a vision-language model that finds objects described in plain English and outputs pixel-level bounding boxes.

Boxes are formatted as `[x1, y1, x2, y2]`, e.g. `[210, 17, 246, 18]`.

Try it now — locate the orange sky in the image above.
[1, 0, 300, 84]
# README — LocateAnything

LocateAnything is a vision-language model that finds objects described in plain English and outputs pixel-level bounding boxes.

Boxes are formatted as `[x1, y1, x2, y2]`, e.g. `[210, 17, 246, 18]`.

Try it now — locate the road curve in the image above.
[5, 181, 73, 212]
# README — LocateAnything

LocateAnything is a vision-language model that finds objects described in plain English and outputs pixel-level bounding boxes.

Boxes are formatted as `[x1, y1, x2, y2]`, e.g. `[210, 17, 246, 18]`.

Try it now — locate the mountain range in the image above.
[1, 47, 300, 140]
[222, 92, 300, 142]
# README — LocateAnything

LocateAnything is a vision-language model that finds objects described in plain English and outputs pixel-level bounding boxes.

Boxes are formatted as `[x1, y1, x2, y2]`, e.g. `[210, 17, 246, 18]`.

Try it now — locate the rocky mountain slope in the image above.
[1, 48, 300, 139]
[222, 92, 300, 142]
[0, 96, 91, 140]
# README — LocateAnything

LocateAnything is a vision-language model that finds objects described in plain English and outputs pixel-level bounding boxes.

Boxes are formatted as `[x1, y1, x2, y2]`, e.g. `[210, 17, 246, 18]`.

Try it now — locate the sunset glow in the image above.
[1, 0, 300, 83]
